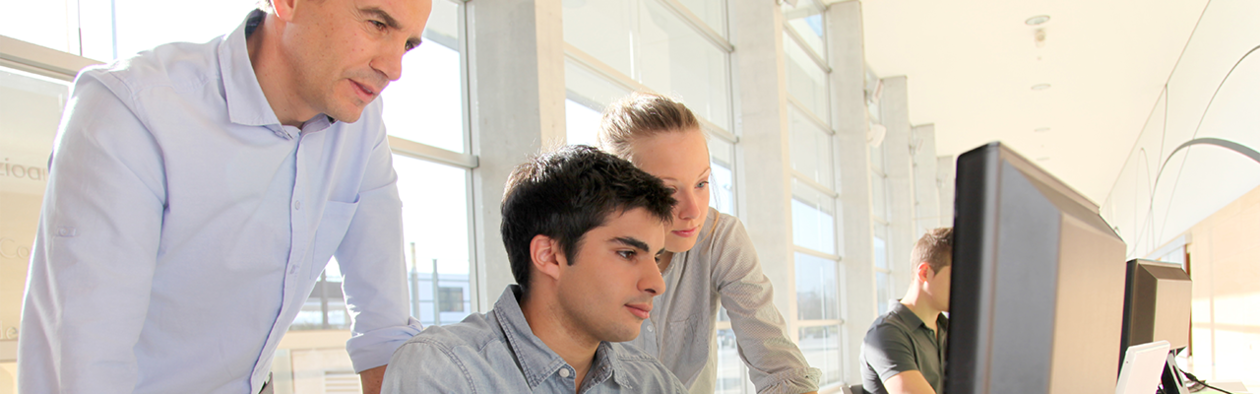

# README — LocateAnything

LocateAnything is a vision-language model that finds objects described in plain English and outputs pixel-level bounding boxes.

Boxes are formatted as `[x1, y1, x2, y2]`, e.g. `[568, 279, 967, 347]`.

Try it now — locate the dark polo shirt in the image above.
[860, 302, 949, 394]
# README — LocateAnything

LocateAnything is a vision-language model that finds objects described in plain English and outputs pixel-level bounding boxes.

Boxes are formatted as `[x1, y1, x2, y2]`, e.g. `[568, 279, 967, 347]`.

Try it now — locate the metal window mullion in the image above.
[566, 44, 654, 97]
[783, 24, 830, 73]
[651, 0, 733, 53]
[787, 96, 833, 134]
[701, 117, 739, 143]
[794, 245, 840, 262]
[795, 319, 844, 328]
[0, 34, 101, 81]
[567, 44, 737, 139]
[389, 136, 478, 169]
[792, 172, 838, 198]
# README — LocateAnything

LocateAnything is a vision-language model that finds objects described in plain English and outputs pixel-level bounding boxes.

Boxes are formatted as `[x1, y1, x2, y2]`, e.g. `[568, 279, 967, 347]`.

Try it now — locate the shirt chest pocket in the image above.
[309, 199, 359, 278]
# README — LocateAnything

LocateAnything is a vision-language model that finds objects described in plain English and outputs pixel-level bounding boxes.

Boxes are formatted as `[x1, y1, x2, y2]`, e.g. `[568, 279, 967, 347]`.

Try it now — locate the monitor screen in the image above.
[947, 142, 1128, 394]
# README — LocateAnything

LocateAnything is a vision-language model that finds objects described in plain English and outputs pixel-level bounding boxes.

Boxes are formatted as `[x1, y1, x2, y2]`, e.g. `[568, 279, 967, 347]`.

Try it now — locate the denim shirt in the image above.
[382, 286, 688, 394]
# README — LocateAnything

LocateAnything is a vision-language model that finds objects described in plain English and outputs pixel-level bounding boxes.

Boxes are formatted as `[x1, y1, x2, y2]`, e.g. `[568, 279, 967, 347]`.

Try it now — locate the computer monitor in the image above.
[947, 142, 1129, 394]
[1118, 259, 1192, 393]
[1119, 259, 1191, 357]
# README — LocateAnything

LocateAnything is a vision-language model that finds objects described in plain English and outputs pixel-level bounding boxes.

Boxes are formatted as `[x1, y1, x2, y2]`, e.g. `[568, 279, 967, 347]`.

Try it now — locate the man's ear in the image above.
[272, 0, 299, 22]
[530, 234, 565, 283]
[916, 262, 933, 282]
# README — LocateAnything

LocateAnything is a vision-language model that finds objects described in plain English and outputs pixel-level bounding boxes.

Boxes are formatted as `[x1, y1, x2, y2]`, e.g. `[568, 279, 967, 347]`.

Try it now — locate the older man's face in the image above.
[283, 0, 431, 123]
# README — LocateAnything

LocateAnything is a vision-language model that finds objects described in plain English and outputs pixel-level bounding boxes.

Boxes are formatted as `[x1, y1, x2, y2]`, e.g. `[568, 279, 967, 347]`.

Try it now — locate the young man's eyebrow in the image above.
[611, 237, 651, 253]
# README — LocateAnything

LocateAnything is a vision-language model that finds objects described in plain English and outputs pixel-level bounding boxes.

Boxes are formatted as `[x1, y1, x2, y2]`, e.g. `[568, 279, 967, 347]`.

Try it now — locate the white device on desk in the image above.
[1116, 341, 1171, 394]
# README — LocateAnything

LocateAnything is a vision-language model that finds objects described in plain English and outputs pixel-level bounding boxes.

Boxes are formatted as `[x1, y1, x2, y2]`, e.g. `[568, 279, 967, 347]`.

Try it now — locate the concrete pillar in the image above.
[879, 76, 916, 299]
[466, 0, 566, 311]
[937, 155, 956, 228]
[730, 0, 796, 325]
[911, 124, 940, 235]
[826, 0, 874, 383]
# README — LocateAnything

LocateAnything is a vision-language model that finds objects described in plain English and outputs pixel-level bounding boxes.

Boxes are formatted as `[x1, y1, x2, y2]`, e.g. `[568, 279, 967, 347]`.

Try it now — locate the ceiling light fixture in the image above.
[1035, 127, 1051, 133]
[1026, 15, 1051, 26]
[1031, 83, 1051, 91]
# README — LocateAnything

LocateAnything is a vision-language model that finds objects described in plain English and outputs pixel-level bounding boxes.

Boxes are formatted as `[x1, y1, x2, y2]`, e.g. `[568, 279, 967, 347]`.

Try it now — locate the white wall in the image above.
[1101, 0, 1260, 258]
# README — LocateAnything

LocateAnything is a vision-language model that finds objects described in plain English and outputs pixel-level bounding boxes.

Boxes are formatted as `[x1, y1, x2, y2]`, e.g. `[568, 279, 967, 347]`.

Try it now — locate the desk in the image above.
[1205, 381, 1252, 394]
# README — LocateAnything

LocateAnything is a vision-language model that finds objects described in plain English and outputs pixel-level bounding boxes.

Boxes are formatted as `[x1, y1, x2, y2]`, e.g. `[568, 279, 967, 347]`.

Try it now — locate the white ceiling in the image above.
[853, 0, 1210, 204]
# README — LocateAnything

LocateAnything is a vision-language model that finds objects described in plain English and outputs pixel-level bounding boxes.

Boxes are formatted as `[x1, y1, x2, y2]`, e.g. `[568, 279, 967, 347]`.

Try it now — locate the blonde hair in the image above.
[597, 92, 701, 162]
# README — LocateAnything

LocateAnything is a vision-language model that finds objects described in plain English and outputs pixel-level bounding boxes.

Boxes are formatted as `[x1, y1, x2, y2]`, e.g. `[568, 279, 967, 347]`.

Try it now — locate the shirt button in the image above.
[647, 325, 654, 332]
[558, 368, 571, 378]
[293, 200, 302, 210]
[289, 265, 299, 275]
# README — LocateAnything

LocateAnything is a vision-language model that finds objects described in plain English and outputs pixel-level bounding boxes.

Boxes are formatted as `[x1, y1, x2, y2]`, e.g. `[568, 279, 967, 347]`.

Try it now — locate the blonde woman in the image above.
[598, 92, 820, 394]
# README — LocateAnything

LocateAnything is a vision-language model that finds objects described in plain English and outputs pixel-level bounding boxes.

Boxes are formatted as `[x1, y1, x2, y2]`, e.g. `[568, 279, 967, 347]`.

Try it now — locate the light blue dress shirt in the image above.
[382, 286, 689, 394]
[18, 10, 422, 394]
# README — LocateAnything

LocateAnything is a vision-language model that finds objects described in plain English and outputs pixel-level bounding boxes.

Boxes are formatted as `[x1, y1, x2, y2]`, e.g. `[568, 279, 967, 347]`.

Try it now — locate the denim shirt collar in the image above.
[217, 10, 333, 138]
[492, 285, 638, 390]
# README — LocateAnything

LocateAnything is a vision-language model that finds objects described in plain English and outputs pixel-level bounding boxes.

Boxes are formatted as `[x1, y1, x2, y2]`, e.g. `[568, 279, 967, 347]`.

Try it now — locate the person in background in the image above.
[598, 92, 821, 394]
[18, 0, 433, 392]
[860, 227, 953, 394]
[382, 145, 687, 393]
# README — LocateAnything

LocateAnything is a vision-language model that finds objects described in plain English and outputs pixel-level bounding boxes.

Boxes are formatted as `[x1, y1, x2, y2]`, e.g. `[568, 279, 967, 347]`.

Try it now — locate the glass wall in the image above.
[783, 1, 844, 388]
[0, 0, 940, 391]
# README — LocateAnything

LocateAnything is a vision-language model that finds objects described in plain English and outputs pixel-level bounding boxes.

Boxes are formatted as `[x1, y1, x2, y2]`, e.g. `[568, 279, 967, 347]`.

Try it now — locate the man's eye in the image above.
[371, 20, 387, 30]
[618, 250, 636, 259]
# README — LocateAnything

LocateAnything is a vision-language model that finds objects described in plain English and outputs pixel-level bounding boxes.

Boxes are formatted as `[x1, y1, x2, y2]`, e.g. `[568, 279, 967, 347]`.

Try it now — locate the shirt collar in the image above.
[593, 341, 639, 390]
[217, 10, 337, 138]
[492, 286, 630, 390]
[219, 10, 280, 128]
[890, 301, 949, 332]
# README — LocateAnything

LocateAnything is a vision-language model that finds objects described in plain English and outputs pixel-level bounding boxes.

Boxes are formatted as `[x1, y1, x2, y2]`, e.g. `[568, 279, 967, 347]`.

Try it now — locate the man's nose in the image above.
[374, 43, 405, 82]
[641, 257, 666, 296]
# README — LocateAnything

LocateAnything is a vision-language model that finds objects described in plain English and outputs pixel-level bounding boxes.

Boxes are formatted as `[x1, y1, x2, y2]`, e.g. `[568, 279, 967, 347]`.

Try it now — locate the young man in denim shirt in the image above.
[382, 145, 688, 393]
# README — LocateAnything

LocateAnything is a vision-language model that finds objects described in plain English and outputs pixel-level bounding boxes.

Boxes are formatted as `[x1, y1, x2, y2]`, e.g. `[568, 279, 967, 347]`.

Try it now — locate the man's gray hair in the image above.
[256, 0, 275, 13]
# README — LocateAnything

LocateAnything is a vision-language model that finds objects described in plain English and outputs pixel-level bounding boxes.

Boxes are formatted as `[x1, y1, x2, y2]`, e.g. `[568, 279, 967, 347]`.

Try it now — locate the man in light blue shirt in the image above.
[382, 145, 688, 393]
[18, 0, 433, 392]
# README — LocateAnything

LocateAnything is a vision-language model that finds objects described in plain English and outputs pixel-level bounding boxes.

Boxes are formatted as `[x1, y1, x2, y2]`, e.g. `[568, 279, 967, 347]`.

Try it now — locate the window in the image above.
[1, 1, 252, 59]
[382, 0, 465, 153]
[782, 3, 845, 387]
[709, 135, 737, 216]
[439, 287, 465, 313]
[563, 0, 732, 130]
[564, 59, 631, 147]
[395, 154, 473, 326]
[0, 66, 73, 343]
[798, 324, 841, 385]
[872, 132, 895, 315]
[292, 0, 474, 331]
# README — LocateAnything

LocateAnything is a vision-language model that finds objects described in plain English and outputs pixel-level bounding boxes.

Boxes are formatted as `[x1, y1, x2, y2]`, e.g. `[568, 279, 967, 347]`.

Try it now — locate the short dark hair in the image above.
[501, 145, 676, 294]
[912, 227, 954, 274]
